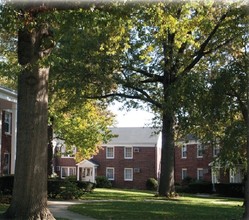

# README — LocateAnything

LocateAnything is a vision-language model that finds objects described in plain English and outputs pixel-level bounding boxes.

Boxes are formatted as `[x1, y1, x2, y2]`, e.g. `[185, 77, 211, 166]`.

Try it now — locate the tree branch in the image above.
[122, 65, 163, 83]
[180, 10, 230, 76]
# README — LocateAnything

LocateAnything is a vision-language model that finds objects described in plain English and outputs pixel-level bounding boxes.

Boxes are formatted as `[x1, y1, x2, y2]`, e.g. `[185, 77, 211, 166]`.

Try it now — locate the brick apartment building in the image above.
[175, 135, 242, 184]
[92, 127, 161, 189]
[0, 86, 17, 175]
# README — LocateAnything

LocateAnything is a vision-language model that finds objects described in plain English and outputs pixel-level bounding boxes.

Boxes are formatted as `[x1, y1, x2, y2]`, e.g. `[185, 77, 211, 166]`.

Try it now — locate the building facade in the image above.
[0, 86, 17, 175]
[174, 135, 242, 184]
[92, 127, 162, 189]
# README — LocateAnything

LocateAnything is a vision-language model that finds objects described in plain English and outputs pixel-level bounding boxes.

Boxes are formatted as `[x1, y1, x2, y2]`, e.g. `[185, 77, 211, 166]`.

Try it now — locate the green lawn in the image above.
[69, 188, 244, 220]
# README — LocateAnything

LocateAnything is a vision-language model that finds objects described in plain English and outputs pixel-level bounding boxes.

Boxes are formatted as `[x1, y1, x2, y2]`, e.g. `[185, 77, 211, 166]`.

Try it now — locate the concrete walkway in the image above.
[48, 200, 96, 220]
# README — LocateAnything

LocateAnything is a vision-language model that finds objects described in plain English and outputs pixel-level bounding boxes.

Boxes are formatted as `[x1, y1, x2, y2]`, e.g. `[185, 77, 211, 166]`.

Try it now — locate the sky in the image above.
[109, 102, 154, 127]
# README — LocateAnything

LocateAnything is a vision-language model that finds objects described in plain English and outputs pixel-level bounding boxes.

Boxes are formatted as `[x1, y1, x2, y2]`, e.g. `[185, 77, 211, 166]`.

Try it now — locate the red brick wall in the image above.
[174, 143, 213, 184]
[93, 146, 157, 189]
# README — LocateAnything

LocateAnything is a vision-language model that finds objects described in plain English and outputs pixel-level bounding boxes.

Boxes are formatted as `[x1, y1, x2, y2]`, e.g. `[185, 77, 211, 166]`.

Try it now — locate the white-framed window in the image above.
[124, 168, 133, 181]
[106, 147, 114, 159]
[213, 145, 220, 157]
[106, 167, 114, 180]
[197, 168, 204, 181]
[61, 167, 76, 178]
[124, 147, 133, 159]
[181, 145, 187, 158]
[182, 168, 187, 180]
[211, 168, 220, 184]
[230, 169, 242, 183]
[197, 144, 204, 158]
[4, 112, 12, 134]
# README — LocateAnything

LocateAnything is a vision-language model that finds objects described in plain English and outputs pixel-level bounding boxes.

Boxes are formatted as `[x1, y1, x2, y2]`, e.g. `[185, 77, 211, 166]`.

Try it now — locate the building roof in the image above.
[76, 159, 99, 167]
[107, 127, 160, 146]
[0, 85, 17, 109]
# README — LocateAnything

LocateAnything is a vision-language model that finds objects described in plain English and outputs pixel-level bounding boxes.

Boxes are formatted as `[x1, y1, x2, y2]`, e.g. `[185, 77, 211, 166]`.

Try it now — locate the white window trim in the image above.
[106, 167, 115, 180]
[61, 166, 76, 179]
[182, 168, 187, 180]
[124, 147, 133, 159]
[213, 145, 220, 157]
[229, 168, 242, 183]
[197, 168, 204, 181]
[4, 111, 12, 135]
[106, 146, 114, 159]
[181, 145, 187, 159]
[124, 168, 133, 181]
[197, 144, 204, 158]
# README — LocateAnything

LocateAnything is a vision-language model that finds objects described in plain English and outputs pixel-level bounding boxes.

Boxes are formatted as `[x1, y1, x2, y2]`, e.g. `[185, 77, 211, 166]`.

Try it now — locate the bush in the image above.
[214, 183, 244, 198]
[77, 181, 96, 192]
[48, 179, 95, 199]
[181, 176, 194, 186]
[59, 181, 84, 200]
[188, 181, 213, 194]
[95, 176, 112, 188]
[47, 179, 65, 199]
[146, 178, 158, 191]
[0, 175, 14, 195]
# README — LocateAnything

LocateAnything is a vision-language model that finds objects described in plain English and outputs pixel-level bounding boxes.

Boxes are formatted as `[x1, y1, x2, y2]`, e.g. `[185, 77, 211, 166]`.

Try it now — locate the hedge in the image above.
[0, 175, 14, 195]
[214, 183, 244, 198]
[0, 176, 95, 199]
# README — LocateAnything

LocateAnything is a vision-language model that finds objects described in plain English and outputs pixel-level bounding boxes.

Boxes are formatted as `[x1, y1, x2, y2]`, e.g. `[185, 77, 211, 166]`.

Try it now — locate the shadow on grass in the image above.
[69, 199, 243, 220]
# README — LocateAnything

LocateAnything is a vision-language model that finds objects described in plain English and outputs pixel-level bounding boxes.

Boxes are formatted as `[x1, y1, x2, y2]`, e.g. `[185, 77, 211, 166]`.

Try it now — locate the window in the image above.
[61, 167, 76, 178]
[213, 145, 220, 157]
[124, 147, 133, 159]
[181, 145, 187, 158]
[124, 168, 133, 181]
[4, 112, 11, 134]
[182, 168, 187, 180]
[230, 169, 242, 183]
[106, 147, 114, 159]
[211, 168, 220, 184]
[197, 144, 204, 158]
[197, 168, 204, 180]
[106, 167, 114, 180]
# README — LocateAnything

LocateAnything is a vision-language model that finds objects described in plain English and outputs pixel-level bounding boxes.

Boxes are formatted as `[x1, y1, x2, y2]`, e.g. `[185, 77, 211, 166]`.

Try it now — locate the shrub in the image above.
[59, 181, 84, 200]
[146, 178, 158, 191]
[77, 181, 96, 192]
[47, 179, 65, 199]
[214, 183, 244, 198]
[188, 181, 213, 194]
[181, 176, 194, 186]
[95, 176, 112, 188]
[0, 175, 14, 195]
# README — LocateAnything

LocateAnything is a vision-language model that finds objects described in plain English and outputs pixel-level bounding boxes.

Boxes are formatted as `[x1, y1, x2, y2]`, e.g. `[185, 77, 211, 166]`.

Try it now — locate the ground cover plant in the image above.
[69, 188, 243, 220]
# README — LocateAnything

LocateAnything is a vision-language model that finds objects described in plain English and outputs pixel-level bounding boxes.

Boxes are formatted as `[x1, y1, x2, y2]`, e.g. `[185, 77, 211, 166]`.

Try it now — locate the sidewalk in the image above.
[48, 200, 96, 220]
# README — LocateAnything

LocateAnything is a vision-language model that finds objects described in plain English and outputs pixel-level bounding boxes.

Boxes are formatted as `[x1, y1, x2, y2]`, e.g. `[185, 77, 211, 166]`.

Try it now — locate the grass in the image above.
[69, 188, 244, 220]
[0, 189, 244, 219]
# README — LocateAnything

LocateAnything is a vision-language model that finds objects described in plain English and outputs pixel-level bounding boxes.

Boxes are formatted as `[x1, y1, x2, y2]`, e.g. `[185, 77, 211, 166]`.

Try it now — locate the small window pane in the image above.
[124, 147, 133, 159]
[182, 145, 187, 158]
[106, 168, 114, 180]
[124, 168, 133, 181]
[106, 147, 114, 159]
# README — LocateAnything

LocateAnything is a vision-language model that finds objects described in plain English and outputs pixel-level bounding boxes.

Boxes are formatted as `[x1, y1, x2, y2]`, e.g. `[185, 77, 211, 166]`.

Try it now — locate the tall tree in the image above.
[0, 1, 126, 218]
[92, 2, 247, 196]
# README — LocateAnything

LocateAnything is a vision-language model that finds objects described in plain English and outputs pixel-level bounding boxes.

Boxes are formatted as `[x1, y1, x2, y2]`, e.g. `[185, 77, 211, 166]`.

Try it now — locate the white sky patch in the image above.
[109, 101, 154, 127]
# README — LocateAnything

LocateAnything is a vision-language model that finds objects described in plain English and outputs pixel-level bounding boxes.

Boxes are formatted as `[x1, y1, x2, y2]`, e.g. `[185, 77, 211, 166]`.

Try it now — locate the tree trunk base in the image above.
[0, 207, 55, 220]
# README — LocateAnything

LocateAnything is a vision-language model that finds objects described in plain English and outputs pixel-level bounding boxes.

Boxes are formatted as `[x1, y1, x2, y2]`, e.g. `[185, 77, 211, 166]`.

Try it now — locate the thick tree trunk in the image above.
[158, 112, 175, 196]
[2, 25, 55, 219]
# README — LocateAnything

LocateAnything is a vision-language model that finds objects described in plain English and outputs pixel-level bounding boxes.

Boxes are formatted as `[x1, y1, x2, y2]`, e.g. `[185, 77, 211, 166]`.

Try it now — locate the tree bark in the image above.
[2, 25, 55, 219]
[158, 112, 175, 196]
